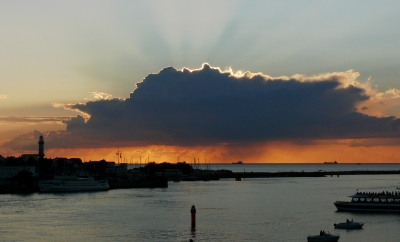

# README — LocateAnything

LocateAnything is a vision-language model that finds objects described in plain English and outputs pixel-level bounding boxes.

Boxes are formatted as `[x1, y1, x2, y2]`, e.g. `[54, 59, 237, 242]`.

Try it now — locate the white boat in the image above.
[38, 176, 109, 192]
[334, 219, 363, 229]
[334, 191, 400, 212]
[307, 231, 340, 242]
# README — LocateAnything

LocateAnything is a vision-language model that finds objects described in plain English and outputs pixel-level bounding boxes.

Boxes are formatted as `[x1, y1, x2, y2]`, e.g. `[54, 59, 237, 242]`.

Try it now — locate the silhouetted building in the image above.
[21, 154, 39, 162]
[0, 166, 36, 179]
[115, 163, 128, 176]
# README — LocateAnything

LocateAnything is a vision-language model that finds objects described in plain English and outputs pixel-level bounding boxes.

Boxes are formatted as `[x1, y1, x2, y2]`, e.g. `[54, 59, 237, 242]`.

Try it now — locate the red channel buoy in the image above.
[191, 205, 196, 227]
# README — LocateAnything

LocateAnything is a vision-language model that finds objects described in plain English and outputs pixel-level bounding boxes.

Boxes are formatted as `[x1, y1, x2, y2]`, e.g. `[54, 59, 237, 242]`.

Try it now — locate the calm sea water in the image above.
[1, 164, 400, 242]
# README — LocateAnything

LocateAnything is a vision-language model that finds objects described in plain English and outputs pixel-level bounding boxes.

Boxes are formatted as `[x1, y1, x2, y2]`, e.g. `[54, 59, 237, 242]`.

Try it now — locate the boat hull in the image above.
[307, 235, 339, 242]
[334, 222, 363, 229]
[334, 201, 400, 213]
[39, 178, 109, 192]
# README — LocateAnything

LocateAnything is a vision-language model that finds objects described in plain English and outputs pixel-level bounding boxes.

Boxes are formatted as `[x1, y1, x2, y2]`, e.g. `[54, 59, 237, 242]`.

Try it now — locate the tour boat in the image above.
[38, 176, 109, 192]
[334, 191, 400, 213]
[307, 231, 340, 242]
[334, 219, 363, 229]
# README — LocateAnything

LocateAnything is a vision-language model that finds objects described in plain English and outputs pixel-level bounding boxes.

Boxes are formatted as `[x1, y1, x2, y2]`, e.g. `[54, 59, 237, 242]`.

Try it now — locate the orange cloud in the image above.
[358, 88, 400, 117]
[255, 140, 400, 163]
[35, 140, 400, 164]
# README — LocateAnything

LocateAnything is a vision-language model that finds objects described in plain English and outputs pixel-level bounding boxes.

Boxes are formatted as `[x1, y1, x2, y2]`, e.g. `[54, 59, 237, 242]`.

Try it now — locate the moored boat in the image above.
[38, 176, 109, 192]
[334, 219, 363, 229]
[307, 231, 339, 242]
[334, 191, 400, 213]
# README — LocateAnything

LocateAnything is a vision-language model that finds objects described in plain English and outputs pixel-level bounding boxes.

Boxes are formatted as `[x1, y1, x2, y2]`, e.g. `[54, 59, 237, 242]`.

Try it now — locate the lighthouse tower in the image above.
[38, 135, 45, 160]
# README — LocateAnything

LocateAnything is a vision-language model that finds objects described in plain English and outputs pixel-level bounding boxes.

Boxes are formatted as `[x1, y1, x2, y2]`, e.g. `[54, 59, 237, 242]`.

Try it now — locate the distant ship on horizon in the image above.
[232, 161, 243, 164]
[324, 161, 338, 164]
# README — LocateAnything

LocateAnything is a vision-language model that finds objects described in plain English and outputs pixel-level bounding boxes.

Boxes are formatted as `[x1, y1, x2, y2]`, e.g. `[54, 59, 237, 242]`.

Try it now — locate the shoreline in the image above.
[2, 170, 400, 194]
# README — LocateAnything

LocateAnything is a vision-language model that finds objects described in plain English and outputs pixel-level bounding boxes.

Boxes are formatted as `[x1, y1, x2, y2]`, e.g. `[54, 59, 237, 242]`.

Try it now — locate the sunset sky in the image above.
[1, 1, 400, 163]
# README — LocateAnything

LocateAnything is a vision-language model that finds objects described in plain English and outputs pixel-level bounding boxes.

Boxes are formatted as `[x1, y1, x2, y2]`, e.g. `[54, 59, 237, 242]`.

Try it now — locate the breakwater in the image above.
[216, 170, 400, 179]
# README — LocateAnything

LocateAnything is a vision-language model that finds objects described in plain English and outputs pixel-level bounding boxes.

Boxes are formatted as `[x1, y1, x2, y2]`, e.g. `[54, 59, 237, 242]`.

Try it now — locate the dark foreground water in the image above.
[1, 165, 400, 241]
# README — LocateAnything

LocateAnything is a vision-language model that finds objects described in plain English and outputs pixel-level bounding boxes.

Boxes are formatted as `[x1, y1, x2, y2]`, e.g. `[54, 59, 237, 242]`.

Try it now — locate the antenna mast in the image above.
[116, 147, 122, 164]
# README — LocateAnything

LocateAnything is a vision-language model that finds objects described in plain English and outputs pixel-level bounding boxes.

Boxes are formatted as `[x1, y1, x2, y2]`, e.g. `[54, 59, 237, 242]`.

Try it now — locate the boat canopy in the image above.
[350, 191, 400, 199]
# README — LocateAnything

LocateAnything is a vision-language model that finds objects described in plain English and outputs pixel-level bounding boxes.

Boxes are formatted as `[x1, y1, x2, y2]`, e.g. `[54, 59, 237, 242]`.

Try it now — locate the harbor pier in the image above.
[216, 170, 400, 179]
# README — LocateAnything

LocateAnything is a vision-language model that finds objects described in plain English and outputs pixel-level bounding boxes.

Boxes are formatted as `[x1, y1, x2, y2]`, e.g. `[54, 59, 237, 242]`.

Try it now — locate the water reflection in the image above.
[190, 225, 196, 240]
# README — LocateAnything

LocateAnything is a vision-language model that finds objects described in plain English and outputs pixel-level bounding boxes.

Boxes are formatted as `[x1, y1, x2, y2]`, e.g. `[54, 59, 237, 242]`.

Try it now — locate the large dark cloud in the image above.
[4, 64, 400, 150]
